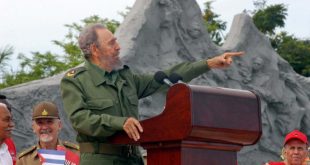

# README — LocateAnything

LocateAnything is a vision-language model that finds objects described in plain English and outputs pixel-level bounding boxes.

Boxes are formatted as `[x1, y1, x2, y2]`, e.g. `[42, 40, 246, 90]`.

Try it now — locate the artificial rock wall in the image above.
[1, 0, 310, 164]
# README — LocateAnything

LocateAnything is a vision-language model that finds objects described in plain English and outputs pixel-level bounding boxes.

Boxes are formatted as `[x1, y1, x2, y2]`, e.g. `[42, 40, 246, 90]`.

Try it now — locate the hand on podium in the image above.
[123, 117, 144, 141]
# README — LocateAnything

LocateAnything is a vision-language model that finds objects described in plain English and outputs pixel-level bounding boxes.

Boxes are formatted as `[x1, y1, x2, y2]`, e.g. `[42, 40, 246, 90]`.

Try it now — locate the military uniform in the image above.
[16, 140, 79, 165]
[60, 60, 209, 165]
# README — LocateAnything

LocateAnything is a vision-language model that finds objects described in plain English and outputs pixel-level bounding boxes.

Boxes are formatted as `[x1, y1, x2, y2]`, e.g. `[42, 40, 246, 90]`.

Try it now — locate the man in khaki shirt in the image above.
[16, 101, 79, 165]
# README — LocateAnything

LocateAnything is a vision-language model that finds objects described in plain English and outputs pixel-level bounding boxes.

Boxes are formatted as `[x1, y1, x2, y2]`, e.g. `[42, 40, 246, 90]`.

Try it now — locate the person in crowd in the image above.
[16, 101, 79, 165]
[265, 130, 309, 165]
[0, 94, 16, 165]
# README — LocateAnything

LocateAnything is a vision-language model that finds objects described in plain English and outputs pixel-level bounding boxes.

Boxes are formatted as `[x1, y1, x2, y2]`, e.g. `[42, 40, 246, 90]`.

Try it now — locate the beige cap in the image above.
[32, 101, 59, 119]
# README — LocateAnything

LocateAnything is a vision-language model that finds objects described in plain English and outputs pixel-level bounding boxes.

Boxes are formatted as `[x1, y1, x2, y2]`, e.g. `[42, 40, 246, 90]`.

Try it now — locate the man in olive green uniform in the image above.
[16, 101, 79, 165]
[60, 24, 244, 165]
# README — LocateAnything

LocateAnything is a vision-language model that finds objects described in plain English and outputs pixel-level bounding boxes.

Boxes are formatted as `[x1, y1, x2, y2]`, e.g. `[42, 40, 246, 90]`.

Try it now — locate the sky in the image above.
[1, 0, 309, 71]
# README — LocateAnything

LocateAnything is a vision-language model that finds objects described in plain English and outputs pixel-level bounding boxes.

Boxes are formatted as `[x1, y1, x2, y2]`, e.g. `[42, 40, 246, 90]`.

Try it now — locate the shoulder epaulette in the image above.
[18, 145, 37, 158]
[63, 141, 80, 150]
[65, 67, 86, 78]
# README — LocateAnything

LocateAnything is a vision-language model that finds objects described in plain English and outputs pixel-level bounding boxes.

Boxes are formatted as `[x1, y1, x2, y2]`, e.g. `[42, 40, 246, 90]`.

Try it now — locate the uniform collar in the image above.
[85, 60, 126, 86]
[84, 60, 106, 86]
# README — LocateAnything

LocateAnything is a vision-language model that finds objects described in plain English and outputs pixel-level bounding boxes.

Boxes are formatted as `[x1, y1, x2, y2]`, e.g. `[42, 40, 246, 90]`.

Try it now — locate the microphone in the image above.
[154, 71, 173, 86]
[169, 73, 184, 84]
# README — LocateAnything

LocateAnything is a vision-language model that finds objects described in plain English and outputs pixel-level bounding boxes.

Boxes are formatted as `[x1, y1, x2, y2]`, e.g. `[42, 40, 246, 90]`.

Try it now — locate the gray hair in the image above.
[78, 24, 106, 60]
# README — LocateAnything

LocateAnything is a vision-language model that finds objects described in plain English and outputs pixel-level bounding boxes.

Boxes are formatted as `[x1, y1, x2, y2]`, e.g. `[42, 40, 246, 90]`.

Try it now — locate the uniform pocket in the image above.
[127, 95, 138, 106]
[86, 99, 114, 110]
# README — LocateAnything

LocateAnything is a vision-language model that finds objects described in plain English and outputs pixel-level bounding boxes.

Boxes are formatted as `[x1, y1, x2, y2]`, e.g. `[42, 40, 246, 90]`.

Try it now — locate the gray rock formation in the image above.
[1, 0, 309, 164]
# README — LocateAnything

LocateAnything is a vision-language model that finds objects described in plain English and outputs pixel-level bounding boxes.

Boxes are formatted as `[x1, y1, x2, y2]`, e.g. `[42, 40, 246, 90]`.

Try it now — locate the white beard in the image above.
[112, 60, 124, 71]
[39, 133, 53, 142]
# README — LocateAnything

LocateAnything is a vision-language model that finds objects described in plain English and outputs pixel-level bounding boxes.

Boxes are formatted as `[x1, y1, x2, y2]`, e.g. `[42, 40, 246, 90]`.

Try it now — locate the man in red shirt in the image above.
[0, 94, 16, 165]
[265, 130, 309, 165]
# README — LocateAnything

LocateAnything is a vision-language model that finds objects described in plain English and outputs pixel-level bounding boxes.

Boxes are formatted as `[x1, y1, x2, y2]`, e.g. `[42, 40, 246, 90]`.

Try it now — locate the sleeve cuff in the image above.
[193, 60, 210, 72]
[191, 60, 210, 75]
[110, 116, 128, 130]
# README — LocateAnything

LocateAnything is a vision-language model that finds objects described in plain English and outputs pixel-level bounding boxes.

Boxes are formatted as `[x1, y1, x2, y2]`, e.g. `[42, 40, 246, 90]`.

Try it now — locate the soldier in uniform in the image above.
[16, 101, 79, 165]
[60, 23, 244, 165]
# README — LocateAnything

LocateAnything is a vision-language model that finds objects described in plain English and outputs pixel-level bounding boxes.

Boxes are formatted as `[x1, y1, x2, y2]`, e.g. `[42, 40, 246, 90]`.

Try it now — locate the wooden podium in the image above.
[110, 83, 262, 165]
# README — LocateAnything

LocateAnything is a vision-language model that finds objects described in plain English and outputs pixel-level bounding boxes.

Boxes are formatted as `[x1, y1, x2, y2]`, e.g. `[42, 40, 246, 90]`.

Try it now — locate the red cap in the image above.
[284, 130, 308, 145]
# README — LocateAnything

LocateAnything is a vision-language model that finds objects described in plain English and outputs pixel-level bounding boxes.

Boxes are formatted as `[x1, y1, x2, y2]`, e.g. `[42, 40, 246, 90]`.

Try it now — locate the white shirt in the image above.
[0, 142, 13, 165]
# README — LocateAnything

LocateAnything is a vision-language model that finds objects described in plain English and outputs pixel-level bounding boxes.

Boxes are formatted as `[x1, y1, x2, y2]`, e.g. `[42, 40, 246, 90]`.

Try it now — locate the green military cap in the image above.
[32, 101, 59, 119]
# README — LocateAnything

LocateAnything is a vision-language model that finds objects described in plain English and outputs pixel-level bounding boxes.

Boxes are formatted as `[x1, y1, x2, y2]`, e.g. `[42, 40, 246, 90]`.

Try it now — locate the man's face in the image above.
[0, 104, 14, 141]
[284, 139, 308, 165]
[94, 28, 121, 71]
[32, 118, 61, 143]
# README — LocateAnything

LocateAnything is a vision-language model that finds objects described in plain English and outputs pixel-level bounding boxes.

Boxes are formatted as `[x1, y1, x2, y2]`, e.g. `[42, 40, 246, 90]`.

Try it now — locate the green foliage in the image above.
[18, 52, 67, 78]
[0, 45, 14, 86]
[273, 32, 310, 76]
[252, 1, 310, 77]
[0, 45, 14, 71]
[0, 15, 120, 89]
[202, 1, 227, 45]
[0, 71, 31, 89]
[253, 0, 267, 10]
[0, 51, 67, 88]
[253, 3, 287, 35]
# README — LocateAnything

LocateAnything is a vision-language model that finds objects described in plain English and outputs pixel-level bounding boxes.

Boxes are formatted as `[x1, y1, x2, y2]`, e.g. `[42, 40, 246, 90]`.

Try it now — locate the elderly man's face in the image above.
[0, 104, 14, 141]
[94, 28, 121, 72]
[284, 139, 308, 165]
[32, 118, 62, 143]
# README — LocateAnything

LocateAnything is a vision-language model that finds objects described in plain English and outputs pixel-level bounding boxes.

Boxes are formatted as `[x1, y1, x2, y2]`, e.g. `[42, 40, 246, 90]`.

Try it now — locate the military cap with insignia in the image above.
[32, 101, 59, 119]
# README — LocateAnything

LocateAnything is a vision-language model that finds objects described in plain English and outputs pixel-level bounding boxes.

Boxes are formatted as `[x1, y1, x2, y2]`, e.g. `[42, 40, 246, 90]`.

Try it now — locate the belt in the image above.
[79, 142, 138, 157]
